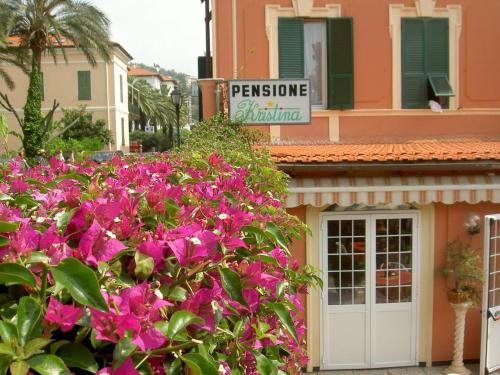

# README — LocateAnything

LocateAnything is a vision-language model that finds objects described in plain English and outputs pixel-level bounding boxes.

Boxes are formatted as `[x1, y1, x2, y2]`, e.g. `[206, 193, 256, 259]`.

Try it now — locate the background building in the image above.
[0, 38, 133, 152]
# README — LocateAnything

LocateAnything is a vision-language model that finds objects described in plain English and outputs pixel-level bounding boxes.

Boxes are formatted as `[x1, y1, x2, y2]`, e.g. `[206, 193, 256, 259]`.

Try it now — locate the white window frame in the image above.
[389, 0, 461, 110]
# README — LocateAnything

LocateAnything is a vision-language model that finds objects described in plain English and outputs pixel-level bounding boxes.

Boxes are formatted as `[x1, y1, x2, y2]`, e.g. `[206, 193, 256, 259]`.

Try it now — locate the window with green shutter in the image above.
[402, 18, 453, 109]
[78, 71, 91, 100]
[278, 17, 354, 109]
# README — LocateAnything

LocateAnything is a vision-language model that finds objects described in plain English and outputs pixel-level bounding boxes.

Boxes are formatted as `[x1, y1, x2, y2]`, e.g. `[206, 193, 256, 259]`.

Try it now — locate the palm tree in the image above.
[0, 4, 27, 89]
[129, 78, 184, 150]
[0, 0, 112, 158]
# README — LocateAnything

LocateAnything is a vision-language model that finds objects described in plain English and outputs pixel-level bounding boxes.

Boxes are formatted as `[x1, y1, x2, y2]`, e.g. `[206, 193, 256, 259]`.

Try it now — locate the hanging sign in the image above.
[228, 79, 311, 125]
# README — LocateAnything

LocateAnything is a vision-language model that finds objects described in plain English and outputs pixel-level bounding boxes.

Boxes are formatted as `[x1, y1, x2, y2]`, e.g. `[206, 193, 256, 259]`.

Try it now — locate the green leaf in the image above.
[49, 341, 71, 355]
[219, 268, 247, 306]
[253, 352, 277, 375]
[276, 281, 287, 299]
[164, 358, 182, 375]
[13, 196, 38, 209]
[17, 297, 42, 347]
[0, 344, 13, 356]
[0, 355, 10, 375]
[9, 361, 29, 375]
[27, 252, 50, 265]
[0, 221, 19, 233]
[259, 254, 279, 266]
[112, 338, 136, 370]
[264, 222, 289, 254]
[0, 321, 17, 344]
[56, 209, 77, 232]
[134, 252, 154, 280]
[51, 258, 108, 311]
[56, 343, 98, 373]
[24, 338, 52, 357]
[0, 264, 36, 288]
[181, 353, 218, 375]
[167, 311, 203, 340]
[267, 302, 298, 343]
[166, 286, 187, 302]
[0, 193, 12, 202]
[0, 237, 7, 247]
[26, 354, 70, 375]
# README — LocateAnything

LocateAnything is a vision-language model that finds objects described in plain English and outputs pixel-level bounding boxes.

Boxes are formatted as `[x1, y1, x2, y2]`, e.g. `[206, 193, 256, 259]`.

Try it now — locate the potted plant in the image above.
[439, 239, 484, 305]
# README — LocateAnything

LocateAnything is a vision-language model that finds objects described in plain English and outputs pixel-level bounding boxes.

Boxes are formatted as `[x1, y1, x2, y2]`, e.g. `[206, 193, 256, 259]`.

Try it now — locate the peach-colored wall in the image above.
[433, 202, 500, 362]
[281, 117, 329, 142]
[287, 206, 307, 322]
[340, 115, 500, 143]
[212, 0, 500, 141]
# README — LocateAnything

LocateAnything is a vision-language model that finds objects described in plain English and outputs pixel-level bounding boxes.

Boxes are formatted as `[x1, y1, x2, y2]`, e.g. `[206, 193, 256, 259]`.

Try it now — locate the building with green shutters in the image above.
[197, 0, 500, 372]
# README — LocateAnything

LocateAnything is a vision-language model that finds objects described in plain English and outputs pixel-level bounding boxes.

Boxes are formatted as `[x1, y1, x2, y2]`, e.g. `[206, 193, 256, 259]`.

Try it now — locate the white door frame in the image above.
[480, 214, 500, 375]
[320, 210, 421, 370]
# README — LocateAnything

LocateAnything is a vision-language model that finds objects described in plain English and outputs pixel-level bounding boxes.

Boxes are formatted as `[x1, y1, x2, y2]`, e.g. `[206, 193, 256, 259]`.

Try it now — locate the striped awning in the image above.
[286, 175, 500, 208]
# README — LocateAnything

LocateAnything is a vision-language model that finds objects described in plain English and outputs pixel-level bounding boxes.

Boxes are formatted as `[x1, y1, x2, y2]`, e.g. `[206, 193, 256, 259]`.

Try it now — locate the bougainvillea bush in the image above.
[0, 148, 320, 374]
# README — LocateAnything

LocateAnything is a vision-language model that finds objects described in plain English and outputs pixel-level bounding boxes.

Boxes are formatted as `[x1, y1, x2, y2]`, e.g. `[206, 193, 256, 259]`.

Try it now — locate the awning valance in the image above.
[286, 175, 500, 208]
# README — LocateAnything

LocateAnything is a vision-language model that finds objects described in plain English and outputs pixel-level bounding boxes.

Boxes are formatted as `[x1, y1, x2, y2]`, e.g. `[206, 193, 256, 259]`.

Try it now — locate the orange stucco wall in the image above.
[287, 206, 307, 322]
[340, 115, 500, 143]
[433, 202, 500, 362]
[209, 0, 500, 143]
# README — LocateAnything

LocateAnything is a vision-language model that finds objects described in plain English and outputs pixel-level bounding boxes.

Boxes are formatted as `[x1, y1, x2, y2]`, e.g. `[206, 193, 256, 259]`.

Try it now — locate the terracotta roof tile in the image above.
[128, 66, 159, 78]
[266, 141, 500, 164]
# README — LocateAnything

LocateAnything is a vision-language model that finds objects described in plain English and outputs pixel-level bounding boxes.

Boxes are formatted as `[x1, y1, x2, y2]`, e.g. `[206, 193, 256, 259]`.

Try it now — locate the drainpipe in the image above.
[215, 82, 221, 114]
[232, 0, 237, 79]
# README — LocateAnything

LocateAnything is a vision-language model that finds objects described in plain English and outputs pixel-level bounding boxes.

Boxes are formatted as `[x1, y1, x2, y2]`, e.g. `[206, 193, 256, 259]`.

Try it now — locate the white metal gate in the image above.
[480, 214, 500, 375]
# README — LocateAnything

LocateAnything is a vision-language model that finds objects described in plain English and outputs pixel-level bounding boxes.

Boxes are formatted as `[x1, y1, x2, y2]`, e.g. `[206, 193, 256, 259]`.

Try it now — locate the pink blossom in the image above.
[96, 358, 139, 375]
[78, 220, 127, 266]
[44, 297, 83, 332]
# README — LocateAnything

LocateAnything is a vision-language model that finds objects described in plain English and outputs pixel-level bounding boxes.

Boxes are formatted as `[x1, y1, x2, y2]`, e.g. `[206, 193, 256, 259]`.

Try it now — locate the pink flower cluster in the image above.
[0, 154, 311, 374]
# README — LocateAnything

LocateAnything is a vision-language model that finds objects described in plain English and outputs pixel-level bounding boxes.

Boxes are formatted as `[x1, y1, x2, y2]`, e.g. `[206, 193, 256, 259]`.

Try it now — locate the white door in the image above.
[480, 214, 500, 375]
[321, 213, 418, 370]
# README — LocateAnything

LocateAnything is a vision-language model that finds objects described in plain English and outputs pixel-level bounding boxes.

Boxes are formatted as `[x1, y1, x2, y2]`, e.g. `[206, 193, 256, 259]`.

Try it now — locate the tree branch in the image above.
[0, 92, 23, 129]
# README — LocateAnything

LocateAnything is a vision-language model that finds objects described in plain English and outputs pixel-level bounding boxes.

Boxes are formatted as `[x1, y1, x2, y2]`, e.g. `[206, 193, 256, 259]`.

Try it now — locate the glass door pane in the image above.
[375, 218, 413, 304]
[327, 219, 366, 305]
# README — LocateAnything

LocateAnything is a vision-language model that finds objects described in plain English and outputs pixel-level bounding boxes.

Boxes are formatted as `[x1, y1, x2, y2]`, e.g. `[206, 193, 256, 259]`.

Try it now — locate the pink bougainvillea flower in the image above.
[96, 358, 140, 375]
[137, 238, 166, 271]
[4, 222, 40, 259]
[44, 297, 83, 332]
[78, 219, 127, 266]
[167, 224, 219, 266]
[181, 283, 222, 333]
[133, 327, 166, 351]
[10, 176, 28, 194]
[90, 309, 141, 343]
[39, 225, 72, 264]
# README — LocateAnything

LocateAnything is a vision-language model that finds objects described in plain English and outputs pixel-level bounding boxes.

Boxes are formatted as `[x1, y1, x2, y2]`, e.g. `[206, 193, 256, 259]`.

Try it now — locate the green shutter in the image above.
[278, 18, 304, 78]
[40, 72, 44, 101]
[327, 17, 354, 109]
[425, 19, 448, 75]
[425, 18, 451, 107]
[429, 74, 454, 97]
[402, 18, 426, 109]
[78, 71, 91, 100]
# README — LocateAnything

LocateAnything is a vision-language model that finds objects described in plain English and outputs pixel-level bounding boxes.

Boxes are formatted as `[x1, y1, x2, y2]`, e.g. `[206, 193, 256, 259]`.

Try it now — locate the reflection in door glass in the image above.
[327, 219, 366, 305]
[375, 218, 413, 304]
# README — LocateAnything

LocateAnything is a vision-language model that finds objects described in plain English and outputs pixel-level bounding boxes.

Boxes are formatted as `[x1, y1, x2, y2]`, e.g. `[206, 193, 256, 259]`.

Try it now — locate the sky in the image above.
[89, 0, 206, 76]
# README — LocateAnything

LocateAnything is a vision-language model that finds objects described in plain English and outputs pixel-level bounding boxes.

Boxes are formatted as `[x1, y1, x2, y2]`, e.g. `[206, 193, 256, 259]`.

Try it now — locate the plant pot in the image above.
[447, 290, 471, 304]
